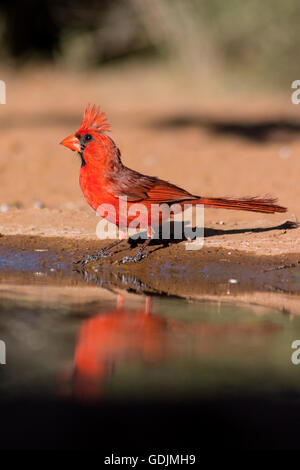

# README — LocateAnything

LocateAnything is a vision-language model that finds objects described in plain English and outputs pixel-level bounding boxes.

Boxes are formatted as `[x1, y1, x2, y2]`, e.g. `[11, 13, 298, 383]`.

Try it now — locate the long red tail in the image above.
[195, 196, 287, 214]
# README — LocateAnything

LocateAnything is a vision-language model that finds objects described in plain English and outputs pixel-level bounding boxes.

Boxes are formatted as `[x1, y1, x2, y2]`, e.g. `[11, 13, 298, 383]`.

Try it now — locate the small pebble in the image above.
[33, 201, 44, 209]
[144, 154, 155, 167]
[63, 202, 75, 210]
[279, 146, 291, 159]
[228, 278, 238, 284]
[34, 249, 48, 252]
[0, 204, 8, 212]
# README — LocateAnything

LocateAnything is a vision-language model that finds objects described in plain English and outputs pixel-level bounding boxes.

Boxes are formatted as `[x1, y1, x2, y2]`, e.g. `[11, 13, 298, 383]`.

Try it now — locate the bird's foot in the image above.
[119, 252, 148, 264]
[73, 249, 112, 269]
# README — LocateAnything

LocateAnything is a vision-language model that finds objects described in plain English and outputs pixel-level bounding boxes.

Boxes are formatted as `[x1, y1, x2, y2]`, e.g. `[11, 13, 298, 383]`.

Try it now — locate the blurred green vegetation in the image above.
[0, 0, 300, 87]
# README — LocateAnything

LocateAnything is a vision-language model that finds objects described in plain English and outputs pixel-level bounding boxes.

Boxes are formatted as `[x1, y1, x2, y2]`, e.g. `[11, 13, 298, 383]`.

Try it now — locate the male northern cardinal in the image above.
[61, 104, 286, 264]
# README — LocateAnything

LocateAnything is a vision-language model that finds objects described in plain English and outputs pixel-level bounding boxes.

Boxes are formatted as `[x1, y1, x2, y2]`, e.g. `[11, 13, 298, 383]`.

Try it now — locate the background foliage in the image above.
[0, 0, 300, 88]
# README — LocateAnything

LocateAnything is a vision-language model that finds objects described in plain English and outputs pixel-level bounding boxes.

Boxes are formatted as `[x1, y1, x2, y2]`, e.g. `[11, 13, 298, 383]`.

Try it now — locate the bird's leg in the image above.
[120, 237, 151, 264]
[120, 228, 153, 264]
[145, 296, 152, 314]
[74, 230, 127, 268]
[116, 294, 124, 310]
[73, 239, 124, 268]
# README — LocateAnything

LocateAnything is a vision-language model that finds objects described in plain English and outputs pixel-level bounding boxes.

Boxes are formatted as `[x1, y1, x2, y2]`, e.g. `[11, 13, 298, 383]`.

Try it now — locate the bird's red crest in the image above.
[79, 104, 110, 133]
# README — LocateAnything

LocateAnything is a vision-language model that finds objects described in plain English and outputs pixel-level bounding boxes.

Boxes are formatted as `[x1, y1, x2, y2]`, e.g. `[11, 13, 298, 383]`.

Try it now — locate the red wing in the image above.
[145, 180, 197, 203]
[107, 167, 197, 203]
[107, 172, 155, 201]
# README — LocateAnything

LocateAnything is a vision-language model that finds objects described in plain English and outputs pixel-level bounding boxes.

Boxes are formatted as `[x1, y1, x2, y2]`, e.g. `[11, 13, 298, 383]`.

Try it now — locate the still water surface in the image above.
[0, 274, 298, 403]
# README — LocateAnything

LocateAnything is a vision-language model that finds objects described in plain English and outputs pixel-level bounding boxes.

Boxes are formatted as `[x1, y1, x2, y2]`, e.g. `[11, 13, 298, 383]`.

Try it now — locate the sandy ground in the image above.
[0, 65, 299, 251]
[0, 65, 300, 302]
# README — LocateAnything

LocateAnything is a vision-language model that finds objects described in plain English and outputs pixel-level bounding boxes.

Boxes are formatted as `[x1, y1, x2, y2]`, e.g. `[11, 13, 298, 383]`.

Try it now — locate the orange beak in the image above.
[60, 134, 81, 152]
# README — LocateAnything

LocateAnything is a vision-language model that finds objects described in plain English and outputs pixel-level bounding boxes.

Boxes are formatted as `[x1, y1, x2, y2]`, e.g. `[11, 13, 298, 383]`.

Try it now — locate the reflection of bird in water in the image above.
[58, 295, 282, 402]
[72, 295, 169, 401]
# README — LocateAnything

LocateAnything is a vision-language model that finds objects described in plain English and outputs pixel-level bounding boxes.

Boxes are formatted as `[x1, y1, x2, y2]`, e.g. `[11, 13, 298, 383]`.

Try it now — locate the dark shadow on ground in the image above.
[150, 114, 300, 142]
[3, 113, 300, 145]
[127, 220, 298, 250]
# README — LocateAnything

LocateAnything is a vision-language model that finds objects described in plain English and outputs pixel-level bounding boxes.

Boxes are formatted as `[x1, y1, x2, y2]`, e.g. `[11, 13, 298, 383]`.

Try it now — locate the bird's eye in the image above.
[85, 134, 92, 142]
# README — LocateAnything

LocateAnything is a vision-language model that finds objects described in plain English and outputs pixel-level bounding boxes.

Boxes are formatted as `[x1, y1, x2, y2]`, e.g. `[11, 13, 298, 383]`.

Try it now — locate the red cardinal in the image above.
[61, 104, 286, 264]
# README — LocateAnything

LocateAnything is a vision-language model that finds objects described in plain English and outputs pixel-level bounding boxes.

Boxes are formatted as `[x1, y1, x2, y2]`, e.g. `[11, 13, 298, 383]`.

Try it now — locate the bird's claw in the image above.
[72, 249, 112, 270]
[119, 252, 148, 264]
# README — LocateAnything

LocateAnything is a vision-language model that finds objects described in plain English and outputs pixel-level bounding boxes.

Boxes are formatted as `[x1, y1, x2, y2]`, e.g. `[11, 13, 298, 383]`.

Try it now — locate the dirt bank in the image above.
[0, 234, 300, 315]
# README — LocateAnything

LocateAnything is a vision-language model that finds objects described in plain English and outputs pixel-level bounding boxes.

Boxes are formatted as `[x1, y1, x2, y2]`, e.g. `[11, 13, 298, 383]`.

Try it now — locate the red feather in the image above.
[78, 103, 110, 134]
